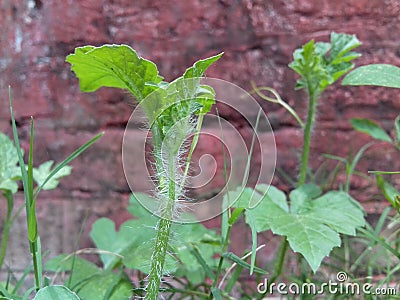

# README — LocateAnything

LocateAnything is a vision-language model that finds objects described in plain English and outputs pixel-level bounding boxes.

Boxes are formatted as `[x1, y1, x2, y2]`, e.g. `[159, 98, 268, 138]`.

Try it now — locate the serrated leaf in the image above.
[33, 286, 80, 300]
[289, 32, 360, 93]
[227, 185, 285, 274]
[350, 118, 392, 142]
[66, 44, 163, 101]
[32, 161, 72, 190]
[329, 32, 362, 64]
[0, 133, 21, 194]
[235, 185, 365, 272]
[342, 64, 400, 88]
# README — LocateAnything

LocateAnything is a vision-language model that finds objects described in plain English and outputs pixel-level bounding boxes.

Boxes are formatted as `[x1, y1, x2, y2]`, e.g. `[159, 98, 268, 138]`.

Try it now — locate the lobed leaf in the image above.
[32, 161, 72, 190]
[231, 184, 365, 272]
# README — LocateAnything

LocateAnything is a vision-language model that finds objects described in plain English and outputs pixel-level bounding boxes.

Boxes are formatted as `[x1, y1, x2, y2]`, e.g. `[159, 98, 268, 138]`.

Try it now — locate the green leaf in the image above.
[222, 252, 267, 274]
[235, 185, 365, 272]
[93, 194, 220, 284]
[90, 217, 153, 270]
[66, 44, 163, 101]
[183, 52, 223, 78]
[376, 175, 400, 210]
[289, 184, 321, 213]
[0, 133, 21, 194]
[45, 256, 132, 300]
[289, 32, 361, 93]
[342, 64, 400, 88]
[71, 271, 132, 300]
[210, 287, 223, 300]
[395, 115, 400, 148]
[33, 161, 72, 190]
[33, 286, 80, 300]
[350, 118, 392, 142]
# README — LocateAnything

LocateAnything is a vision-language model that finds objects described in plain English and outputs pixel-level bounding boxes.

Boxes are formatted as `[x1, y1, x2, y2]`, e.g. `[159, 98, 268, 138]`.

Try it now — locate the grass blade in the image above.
[222, 252, 267, 274]
[188, 244, 215, 279]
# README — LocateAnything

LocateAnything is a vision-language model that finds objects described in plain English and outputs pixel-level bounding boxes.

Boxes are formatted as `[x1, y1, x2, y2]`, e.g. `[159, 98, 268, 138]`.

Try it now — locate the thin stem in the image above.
[29, 240, 41, 290]
[298, 84, 318, 186]
[250, 82, 305, 129]
[209, 223, 232, 298]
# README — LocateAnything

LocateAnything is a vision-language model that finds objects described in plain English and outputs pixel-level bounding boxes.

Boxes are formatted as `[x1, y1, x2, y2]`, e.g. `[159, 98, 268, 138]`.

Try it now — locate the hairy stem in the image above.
[298, 84, 318, 186]
[146, 144, 176, 299]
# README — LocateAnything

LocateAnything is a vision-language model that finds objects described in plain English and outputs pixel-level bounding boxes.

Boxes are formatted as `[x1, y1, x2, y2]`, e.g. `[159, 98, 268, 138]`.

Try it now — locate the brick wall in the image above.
[1, 0, 400, 273]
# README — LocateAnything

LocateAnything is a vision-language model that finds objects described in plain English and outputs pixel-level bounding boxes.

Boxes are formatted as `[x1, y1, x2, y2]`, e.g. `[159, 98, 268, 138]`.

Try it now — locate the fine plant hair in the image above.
[65, 45, 223, 299]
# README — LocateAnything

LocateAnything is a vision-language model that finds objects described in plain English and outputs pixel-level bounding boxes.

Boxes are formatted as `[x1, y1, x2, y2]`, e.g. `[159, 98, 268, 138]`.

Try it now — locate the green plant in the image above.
[49, 34, 371, 299]
[0, 88, 103, 299]
[65, 45, 223, 299]
[246, 32, 366, 295]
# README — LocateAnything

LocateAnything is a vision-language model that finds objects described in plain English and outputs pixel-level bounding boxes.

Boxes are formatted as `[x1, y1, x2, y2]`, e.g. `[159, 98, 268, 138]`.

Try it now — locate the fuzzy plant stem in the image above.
[145, 133, 176, 299]
[298, 84, 318, 186]
[146, 217, 173, 299]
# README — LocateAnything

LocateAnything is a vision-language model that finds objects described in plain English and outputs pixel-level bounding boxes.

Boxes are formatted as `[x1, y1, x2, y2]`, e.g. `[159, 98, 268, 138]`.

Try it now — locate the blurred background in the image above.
[1, 0, 400, 281]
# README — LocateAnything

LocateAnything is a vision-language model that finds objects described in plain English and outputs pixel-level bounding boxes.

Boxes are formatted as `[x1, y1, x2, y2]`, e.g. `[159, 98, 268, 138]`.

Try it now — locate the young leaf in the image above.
[289, 32, 361, 93]
[350, 118, 392, 142]
[342, 64, 400, 88]
[32, 161, 72, 190]
[0, 133, 21, 194]
[33, 285, 80, 300]
[183, 52, 223, 78]
[66, 45, 163, 101]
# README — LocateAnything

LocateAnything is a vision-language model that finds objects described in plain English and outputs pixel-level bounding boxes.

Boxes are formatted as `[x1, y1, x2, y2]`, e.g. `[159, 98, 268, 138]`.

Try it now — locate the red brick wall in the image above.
[1, 0, 400, 270]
